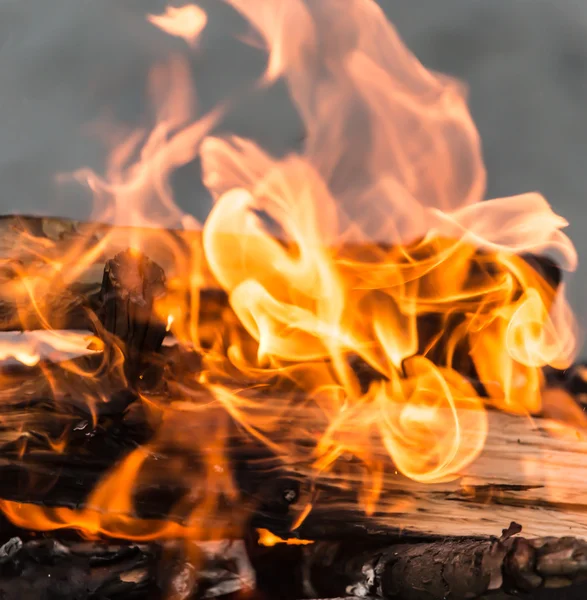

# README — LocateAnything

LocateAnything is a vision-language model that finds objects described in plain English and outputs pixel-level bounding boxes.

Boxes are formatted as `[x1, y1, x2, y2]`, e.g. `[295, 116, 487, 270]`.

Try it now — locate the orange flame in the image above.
[257, 529, 313, 547]
[0, 0, 579, 546]
[147, 5, 208, 48]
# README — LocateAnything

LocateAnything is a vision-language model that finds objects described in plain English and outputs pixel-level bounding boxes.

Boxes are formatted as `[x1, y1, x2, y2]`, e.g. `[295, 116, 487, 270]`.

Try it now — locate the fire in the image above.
[256, 529, 313, 547]
[0, 0, 579, 545]
[147, 5, 208, 47]
[0, 330, 101, 366]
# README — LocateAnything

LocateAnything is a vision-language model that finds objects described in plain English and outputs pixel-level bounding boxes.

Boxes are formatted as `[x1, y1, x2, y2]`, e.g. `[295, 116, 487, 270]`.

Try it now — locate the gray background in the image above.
[0, 0, 586, 348]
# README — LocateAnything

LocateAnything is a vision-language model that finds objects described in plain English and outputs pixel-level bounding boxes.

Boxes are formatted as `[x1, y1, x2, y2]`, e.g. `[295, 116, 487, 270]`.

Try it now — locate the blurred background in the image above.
[0, 0, 585, 349]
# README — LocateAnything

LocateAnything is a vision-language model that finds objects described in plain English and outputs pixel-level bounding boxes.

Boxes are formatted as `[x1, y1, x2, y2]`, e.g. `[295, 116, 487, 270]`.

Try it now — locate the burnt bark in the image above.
[96, 249, 168, 385]
[0, 537, 159, 600]
[1, 527, 587, 600]
[250, 527, 587, 600]
[0, 536, 253, 600]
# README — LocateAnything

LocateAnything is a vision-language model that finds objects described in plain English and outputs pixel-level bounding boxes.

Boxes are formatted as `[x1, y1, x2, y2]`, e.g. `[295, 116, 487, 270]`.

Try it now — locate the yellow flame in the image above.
[0, 0, 579, 545]
[166, 314, 175, 332]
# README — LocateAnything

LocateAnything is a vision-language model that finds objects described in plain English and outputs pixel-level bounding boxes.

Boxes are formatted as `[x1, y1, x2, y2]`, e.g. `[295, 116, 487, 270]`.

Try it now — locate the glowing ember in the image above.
[0, 0, 578, 543]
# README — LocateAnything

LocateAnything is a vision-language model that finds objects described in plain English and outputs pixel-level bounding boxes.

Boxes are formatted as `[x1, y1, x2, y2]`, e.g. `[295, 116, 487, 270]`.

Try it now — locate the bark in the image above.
[250, 528, 587, 599]
[0, 536, 254, 600]
[1, 528, 587, 600]
[97, 249, 168, 384]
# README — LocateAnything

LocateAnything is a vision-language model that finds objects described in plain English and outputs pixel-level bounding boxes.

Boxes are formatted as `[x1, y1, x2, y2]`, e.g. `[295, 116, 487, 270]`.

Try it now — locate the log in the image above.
[249, 524, 587, 599]
[0, 215, 562, 340]
[2, 528, 587, 600]
[281, 394, 587, 541]
[96, 249, 168, 385]
[0, 536, 254, 600]
[0, 221, 587, 556]
[0, 369, 587, 543]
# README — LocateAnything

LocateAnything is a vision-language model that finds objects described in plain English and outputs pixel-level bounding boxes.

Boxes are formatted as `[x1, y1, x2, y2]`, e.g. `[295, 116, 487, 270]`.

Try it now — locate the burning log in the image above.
[0, 373, 587, 543]
[0, 215, 563, 337]
[0, 219, 583, 598]
[250, 525, 587, 600]
[97, 249, 168, 384]
[0, 526, 585, 599]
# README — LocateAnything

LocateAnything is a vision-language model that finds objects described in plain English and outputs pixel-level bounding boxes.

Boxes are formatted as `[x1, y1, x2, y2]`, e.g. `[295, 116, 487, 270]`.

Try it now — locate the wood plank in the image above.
[0, 368, 585, 542]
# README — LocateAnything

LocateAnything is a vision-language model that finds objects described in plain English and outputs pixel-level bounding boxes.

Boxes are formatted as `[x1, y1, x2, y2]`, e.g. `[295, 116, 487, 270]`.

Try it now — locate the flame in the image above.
[0, 0, 580, 547]
[147, 5, 208, 48]
[256, 529, 313, 547]
[0, 330, 101, 366]
[166, 314, 175, 332]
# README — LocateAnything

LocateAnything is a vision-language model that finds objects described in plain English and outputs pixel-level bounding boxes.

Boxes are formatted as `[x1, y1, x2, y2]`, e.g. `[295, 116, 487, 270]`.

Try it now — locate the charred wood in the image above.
[96, 249, 168, 385]
[0, 536, 254, 600]
[1, 527, 587, 600]
[544, 362, 587, 404]
[0, 216, 220, 334]
[1, 385, 587, 543]
[249, 525, 587, 600]
[0, 527, 586, 600]
[0, 537, 159, 600]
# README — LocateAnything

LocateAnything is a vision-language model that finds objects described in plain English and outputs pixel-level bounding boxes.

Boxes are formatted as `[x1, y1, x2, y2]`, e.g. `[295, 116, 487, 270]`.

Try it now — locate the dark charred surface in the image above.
[0, 529, 585, 599]
[0, 536, 254, 600]
[249, 527, 587, 600]
[0, 538, 160, 600]
[97, 249, 168, 386]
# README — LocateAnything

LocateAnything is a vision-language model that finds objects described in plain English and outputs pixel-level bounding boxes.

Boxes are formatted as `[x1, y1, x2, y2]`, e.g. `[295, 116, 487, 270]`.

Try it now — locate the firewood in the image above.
[0, 537, 159, 600]
[0, 536, 254, 600]
[0, 526, 586, 600]
[96, 249, 168, 384]
[0, 369, 587, 544]
[1, 215, 586, 600]
[0, 215, 562, 339]
[249, 525, 587, 600]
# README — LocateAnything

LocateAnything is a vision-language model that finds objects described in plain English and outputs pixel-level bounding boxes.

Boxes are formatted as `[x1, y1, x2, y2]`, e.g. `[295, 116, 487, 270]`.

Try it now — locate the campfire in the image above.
[0, 0, 586, 598]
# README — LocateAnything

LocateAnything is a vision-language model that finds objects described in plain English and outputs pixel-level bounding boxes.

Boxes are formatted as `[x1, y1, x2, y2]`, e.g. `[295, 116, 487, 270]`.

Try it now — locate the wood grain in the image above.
[0, 215, 583, 544]
[0, 367, 585, 542]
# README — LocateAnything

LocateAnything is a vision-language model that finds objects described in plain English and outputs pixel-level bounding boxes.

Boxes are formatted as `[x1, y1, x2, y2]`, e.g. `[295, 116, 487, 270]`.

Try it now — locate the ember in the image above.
[0, 0, 585, 598]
